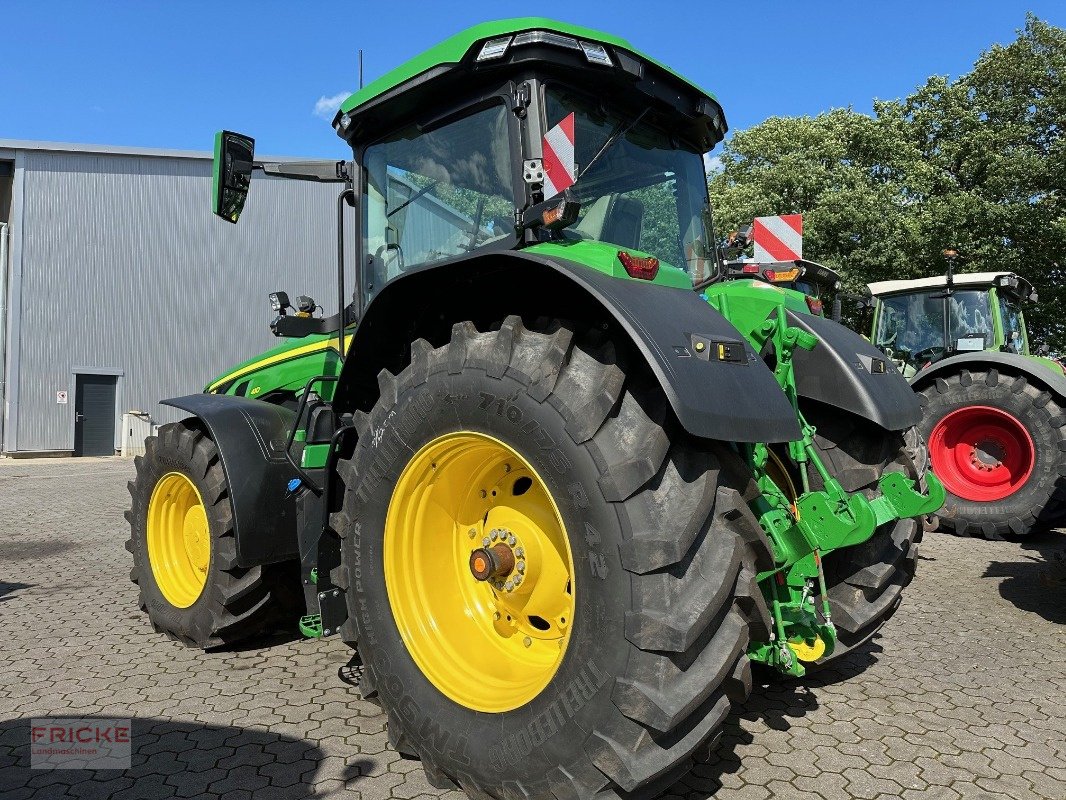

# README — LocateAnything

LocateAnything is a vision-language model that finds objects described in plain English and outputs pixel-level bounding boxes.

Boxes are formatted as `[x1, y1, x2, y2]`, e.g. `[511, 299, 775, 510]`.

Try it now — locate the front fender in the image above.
[334, 251, 801, 443]
[910, 350, 1066, 398]
[787, 310, 923, 432]
[162, 394, 299, 568]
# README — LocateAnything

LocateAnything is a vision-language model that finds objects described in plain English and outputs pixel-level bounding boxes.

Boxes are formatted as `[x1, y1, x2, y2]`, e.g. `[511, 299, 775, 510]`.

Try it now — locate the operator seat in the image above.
[601, 196, 644, 250]
[571, 194, 645, 250]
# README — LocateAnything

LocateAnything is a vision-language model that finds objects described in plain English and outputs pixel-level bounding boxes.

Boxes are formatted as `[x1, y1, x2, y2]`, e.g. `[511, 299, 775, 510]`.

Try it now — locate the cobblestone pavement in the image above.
[1, 457, 1064, 800]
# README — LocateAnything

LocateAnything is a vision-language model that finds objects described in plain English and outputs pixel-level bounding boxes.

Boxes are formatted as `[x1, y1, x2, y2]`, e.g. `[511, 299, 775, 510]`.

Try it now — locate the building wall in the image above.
[4, 146, 350, 453]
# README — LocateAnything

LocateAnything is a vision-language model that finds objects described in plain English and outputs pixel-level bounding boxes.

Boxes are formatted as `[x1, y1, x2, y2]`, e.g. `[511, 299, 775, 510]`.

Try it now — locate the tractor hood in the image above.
[204, 333, 348, 395]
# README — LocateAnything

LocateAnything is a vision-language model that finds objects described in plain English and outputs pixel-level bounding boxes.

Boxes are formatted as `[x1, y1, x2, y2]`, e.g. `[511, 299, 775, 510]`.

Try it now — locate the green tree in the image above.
[709, 109, 918, 296]
[709, 15, 1066, 348]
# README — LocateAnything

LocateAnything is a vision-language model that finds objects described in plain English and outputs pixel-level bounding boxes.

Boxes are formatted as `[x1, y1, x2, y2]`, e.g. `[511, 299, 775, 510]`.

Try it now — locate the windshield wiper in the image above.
[388, 180, 439, 218]
[574, 107, 651, 183]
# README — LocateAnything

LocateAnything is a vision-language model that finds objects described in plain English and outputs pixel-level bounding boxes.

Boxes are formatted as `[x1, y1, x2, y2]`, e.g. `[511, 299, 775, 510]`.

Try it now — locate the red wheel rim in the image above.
[929, 405, 1035, 502]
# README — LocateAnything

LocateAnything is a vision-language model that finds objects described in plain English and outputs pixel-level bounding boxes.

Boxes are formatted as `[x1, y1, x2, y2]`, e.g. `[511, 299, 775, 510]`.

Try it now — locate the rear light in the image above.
[539, 197, 580, 231]
[767, 267, 800, 282]
[618, 251, 659, 280]
[741, 264, 759, 274]
[805, 296, 824, 316]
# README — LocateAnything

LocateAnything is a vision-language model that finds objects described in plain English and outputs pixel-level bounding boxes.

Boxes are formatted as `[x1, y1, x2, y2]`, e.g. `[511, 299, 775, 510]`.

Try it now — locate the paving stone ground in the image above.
[0, 456, 1064, 800]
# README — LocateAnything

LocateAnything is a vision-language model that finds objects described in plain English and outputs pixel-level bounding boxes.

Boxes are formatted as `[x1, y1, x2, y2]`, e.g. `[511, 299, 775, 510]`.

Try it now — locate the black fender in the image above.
[161, 394, 299, 568]
[786, 310, 923, 432]
[334, 251, 801, 443]
[910, 350, 1066, 397]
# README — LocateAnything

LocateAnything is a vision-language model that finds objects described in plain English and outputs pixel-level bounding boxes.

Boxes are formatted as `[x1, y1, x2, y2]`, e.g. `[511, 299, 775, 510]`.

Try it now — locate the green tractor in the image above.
[126, 18, 941, 798]
[868, 265, 1066, 538]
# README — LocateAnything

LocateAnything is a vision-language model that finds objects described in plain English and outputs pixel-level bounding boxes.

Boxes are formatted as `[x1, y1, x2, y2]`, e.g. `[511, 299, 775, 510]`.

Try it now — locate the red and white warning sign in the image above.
[752, 214, 803, 262]
[542, 112, 576, 199]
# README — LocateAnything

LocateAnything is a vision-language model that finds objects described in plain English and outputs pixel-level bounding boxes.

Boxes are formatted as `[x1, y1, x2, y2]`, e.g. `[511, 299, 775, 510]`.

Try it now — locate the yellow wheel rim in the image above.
[384, 432, 575, 713]
[147, 472, 211, 608]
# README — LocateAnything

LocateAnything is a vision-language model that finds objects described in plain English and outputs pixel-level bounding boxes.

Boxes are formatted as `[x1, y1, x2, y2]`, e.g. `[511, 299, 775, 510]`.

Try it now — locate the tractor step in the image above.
[299, 613, 323, 639]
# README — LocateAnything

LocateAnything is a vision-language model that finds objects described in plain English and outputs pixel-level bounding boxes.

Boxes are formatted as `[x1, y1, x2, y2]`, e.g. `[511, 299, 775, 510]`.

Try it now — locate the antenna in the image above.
[942, 248, 958, 295]
[359, 50, 364, 89]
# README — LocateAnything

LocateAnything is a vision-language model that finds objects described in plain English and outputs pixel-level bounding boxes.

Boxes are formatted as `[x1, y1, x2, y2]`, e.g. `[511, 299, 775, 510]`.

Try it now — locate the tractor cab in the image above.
[212, 18, 727, 338]
[868, 271, 1036, 377]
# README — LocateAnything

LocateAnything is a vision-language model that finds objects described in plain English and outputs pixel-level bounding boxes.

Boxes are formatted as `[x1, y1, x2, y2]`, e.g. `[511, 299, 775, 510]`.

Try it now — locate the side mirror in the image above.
[213, 131, 255, 223]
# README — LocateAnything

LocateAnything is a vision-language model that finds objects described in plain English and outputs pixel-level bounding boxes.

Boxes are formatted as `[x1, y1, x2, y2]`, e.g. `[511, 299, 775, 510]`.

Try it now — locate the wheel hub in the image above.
[970, 437, 1006, 472]
[469, 541, 516, 582]
[384, 432, 575, 713]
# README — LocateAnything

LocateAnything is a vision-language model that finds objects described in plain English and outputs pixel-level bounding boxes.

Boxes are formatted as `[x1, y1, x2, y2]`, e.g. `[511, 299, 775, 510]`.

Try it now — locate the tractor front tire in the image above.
[917, 368, 1066, 538]
[803, 404, 925, 662]
[336, 316, 773, 799]
[126, 421, 298, 648]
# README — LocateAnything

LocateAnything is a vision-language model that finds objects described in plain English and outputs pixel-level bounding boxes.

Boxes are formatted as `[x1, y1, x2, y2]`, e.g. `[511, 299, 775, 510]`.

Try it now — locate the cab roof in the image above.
[336, 18, 718, 119]
[868, 272, 1017, 297]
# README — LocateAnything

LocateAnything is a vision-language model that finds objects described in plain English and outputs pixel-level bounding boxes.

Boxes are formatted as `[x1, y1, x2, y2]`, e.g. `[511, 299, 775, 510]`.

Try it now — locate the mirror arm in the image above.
[257, 160, 351, 183]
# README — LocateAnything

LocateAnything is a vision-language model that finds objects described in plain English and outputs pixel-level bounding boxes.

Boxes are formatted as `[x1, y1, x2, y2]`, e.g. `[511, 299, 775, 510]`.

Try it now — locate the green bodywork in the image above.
[211, 131, 223, 218]
[704, 278, 945, 674]
[204, 17, 945, 672]
[525, 240, 692, 289]
[337, 17, 715, 119]
[205, 331, 347, 399]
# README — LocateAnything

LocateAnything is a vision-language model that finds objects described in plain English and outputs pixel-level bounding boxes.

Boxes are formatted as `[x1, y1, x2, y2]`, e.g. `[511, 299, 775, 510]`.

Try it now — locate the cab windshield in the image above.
[545, 87, 714, 283]
[875, 289, 994, 372]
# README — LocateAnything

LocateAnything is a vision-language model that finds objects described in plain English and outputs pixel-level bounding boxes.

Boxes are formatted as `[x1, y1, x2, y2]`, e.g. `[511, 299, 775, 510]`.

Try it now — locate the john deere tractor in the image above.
[868, 265, 1066, 538]
[127, 19, 940, 798]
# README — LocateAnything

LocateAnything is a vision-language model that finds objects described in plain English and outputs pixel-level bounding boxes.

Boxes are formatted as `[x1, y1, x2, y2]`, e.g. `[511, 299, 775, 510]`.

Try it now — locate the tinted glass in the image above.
[947, 290, 994, 351]
[875, 292, 947, 370]
[998, 294, 1028, 354]
[545, 88, 715, 283]
[363, 104, 515, 291]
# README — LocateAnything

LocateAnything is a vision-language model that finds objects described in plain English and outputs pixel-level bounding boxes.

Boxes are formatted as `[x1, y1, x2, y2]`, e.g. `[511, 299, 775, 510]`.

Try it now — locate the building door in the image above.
[74, 374, 117, 456]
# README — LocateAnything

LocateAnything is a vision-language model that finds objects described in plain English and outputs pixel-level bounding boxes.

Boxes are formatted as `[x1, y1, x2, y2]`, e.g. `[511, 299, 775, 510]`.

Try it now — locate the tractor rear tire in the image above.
[916, 368, 1066, 538]
[126, 421, 300, 648]
[335, 316, 773, 800]
[802, 403, 925, 662]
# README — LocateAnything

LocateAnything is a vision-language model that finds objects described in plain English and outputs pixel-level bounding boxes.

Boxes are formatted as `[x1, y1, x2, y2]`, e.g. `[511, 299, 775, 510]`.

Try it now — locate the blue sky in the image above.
[3, 1, 1063, 158]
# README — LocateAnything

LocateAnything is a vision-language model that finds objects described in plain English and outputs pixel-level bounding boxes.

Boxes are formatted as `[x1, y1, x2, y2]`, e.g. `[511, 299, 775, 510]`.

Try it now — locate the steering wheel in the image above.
[911, 345, 946, 366]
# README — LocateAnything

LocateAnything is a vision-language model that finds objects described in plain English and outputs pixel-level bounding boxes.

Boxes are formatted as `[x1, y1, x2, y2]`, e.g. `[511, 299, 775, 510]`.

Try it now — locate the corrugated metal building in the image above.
[0, 139, 347, 456]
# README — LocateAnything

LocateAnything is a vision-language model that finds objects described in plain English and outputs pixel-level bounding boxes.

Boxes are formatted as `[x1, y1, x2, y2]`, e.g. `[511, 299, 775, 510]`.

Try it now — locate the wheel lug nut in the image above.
[491, 530, 499, 541]
[507, 534, 516, 546]
[523, 637, 532, 647]
[482, 537, 491, 547]
[515, 547, 525, 558]
[517, 561, 526, 573]
[505, 580, 514, 591]
[513, 575, 522, 587]
[468, 529, 477, 539]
